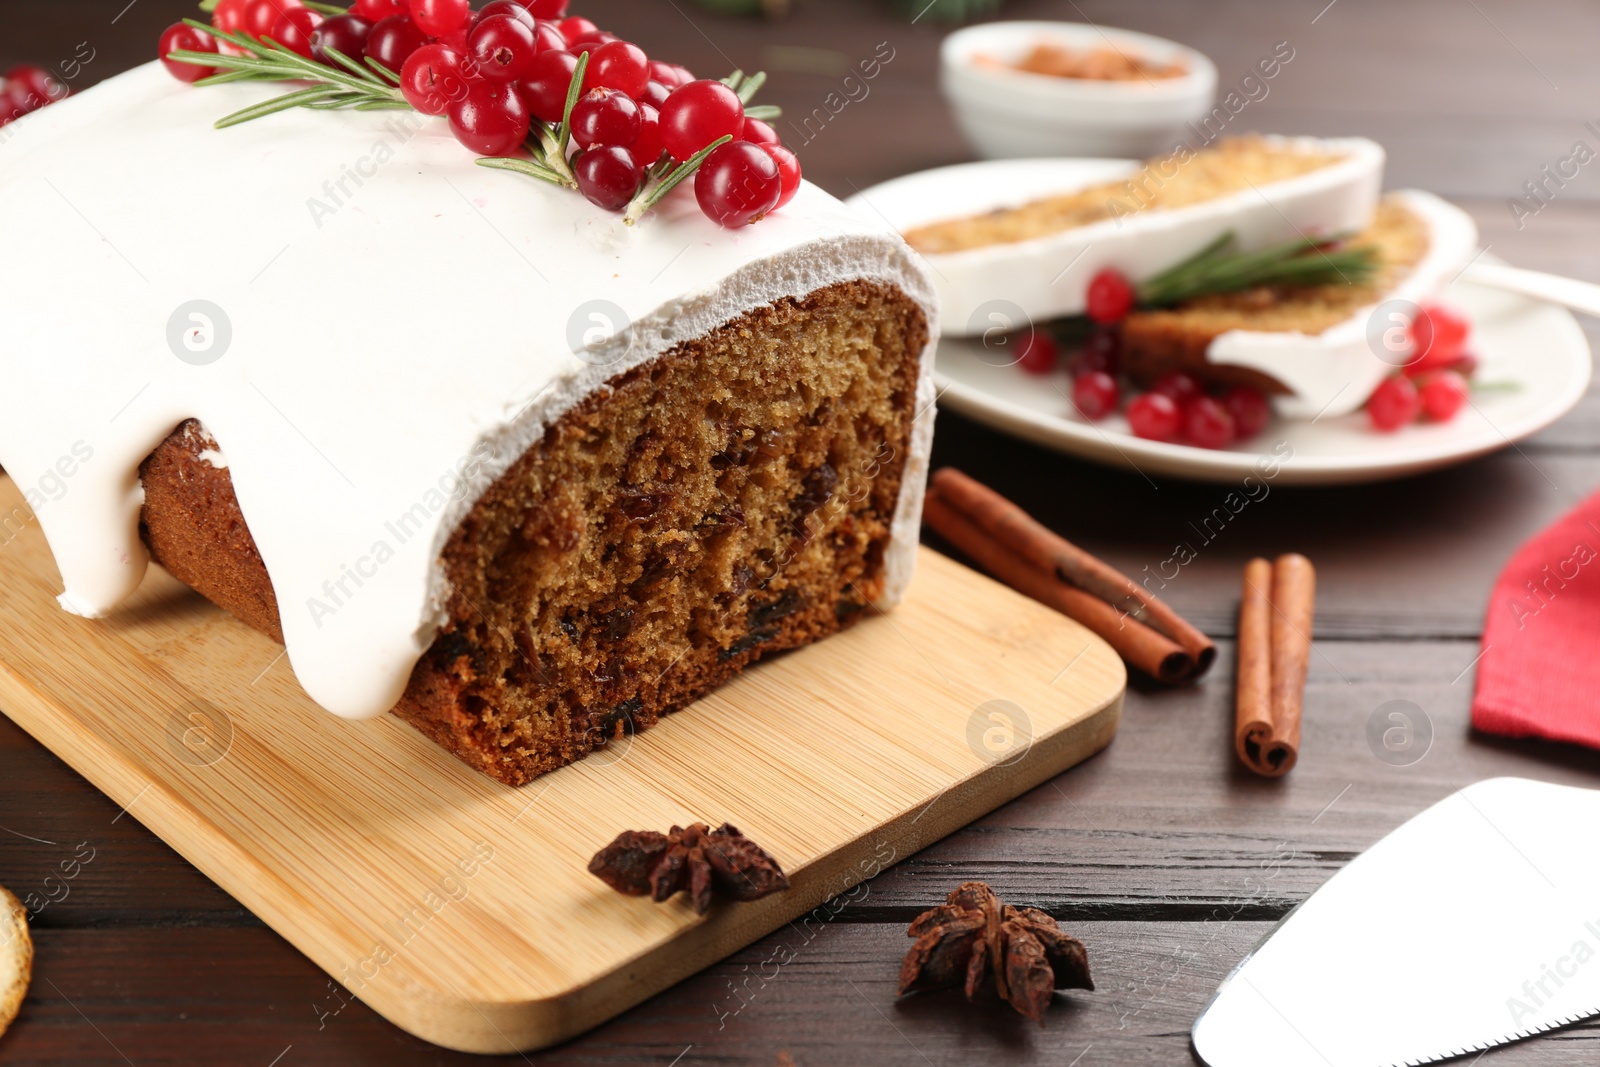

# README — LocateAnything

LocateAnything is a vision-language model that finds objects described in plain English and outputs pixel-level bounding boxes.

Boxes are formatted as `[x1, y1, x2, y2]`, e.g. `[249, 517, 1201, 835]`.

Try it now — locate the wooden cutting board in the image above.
[0, 473, 1124, 1053]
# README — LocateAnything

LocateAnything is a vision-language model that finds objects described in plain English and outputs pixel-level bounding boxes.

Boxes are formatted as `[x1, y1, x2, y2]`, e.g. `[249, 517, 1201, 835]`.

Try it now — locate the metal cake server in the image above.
[1193, 777, 1600, 1067]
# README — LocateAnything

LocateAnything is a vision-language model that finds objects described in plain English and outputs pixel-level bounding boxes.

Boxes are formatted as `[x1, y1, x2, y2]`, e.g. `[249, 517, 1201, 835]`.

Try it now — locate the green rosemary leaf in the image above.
[743, 104, 781, 121]
[351, 99, 414, 111]
[320, 45, 386, 88]
[721, 70, 746, 92]
[624, 133, 733, 225]
[735, 71, 766, 104]
[197, 0, 220, 11]
[364, 57, 403, 86]
[191, 69, 274, 87]
[214, 85, 344, 128]
[477, 157, 569, 187]
[555, 51, 591, 162]
[301, 0, 349, 13]
[184, 20, 373, 94]
[1137, 232, 1378, 307]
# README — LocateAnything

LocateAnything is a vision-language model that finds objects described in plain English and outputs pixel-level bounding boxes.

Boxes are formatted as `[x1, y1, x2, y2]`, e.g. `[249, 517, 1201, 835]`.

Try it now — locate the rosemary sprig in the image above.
[167, 17, 404, 127]
[1138, 231, 1378, 307]
[171, 6, 785, 227]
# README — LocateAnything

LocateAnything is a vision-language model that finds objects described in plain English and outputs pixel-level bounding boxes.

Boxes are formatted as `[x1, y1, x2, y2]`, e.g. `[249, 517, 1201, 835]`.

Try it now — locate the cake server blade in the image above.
[1192, 777, 1600, 1067]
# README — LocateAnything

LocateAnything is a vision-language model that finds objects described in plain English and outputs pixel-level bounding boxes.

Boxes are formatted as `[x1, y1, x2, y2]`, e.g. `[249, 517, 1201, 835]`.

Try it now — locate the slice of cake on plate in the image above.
[0, 57, 937, 785]
[1120, 191, 1477, 417]
[900, 134, 1385, 334]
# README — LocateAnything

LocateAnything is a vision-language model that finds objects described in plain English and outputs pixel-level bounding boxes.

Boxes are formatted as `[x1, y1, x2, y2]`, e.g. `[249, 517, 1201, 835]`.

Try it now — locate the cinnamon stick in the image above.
[1234, 554, 1315, 777]
[931, 468, 1216, 678]
[1234, 558, 1282, 776]
[924, 488, 1193, 684]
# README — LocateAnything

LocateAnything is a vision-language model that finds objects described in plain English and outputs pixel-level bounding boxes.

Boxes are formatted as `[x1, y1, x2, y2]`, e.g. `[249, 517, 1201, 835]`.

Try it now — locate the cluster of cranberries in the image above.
[1020, 268, 1478, 445]
[1018, 327, 1271, 450]
[1013, 268, 1272, 450]
[1366, 303, 1474, 432]
[158, 0, 801, 226]
[0, 65, 69, 128]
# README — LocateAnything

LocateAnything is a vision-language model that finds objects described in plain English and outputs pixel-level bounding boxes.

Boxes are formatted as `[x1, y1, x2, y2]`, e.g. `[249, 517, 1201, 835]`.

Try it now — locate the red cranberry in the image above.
[413, 0, 471, 36]
[631, 102, 664, 166]
[570, 87, 640, 148]
[1015, 330, 1059, 375]
[449, 78, 530, 156]
[1126, 392, 1182, 442]
[695, 140, 781, 227]
[640, 79, 670, 108]
[310, 14, 374, 67]
[400, 43, 466, 115]
[158, 23, 220, 82]
[1072, 370, 1120, 420]
[574, 145, 643, 211]
[1086, 268, 1135, 323]
[1067, 329, 1120, 377]
[660, 79, 744, 162]
[648, 60, 693, 88]
[6, 64, 67, 106]
[1368, 375, 1422, 432]
[365, 14, 427, 73]
[242, 0, 303, 38]
[475, 0, 535, 27]
[742, 117, 779, 144]
[1152, 371, 1201, 405]
[557, 16, 597, 44]
[213, 0, 250, 33]
[524, 0, 569, 16]
[1420, 371, 1469, 422]
[566, 31, 615, 56]
[354, 0, 409, 19]
[517, 48, 578, 124]
[1408, 303, 1470, 366]
[583, 40, 649, 97]
[760, 142, 801, 210]
[1183, 396, 1236, 449]
[468, 13, 538, 80]
[270, 9, 323, 58]
[1222, 386, 1270, 439]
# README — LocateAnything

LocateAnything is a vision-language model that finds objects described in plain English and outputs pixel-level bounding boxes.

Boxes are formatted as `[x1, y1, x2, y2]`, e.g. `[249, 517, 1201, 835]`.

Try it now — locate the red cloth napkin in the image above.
[1472, 488, 1600, 747]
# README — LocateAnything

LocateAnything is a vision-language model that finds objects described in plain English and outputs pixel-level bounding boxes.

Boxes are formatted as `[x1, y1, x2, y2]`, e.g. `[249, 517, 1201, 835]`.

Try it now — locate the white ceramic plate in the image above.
[848, 164, 1593, 486]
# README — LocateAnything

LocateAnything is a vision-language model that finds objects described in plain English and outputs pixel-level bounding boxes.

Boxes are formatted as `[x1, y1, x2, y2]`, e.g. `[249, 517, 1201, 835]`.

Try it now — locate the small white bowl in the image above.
[941, 21, 1218, 160]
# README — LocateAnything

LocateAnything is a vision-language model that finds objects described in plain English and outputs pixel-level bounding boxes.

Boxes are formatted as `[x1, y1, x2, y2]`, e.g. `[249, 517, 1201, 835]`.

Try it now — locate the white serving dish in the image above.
[926, 263, 1591, 486]
[851, 146, 1384, 342]
[940, 21, 1218, 160]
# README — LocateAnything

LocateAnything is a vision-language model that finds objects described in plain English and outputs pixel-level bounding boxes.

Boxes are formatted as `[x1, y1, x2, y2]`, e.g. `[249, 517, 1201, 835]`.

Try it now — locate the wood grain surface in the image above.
[0, 470, 1124, 1052]
[6, 0, 1600, 1063]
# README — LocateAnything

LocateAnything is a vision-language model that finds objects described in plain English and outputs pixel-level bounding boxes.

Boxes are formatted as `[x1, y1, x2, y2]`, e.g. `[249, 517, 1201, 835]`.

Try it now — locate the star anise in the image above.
[588, 822, 790, 915]
[898, 881, 1093, 1024]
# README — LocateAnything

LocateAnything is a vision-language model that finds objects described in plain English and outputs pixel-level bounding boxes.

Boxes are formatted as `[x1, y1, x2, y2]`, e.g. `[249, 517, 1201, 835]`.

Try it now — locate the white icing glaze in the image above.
[1207, 190, 1478, 418]
[919, 135, 1385, 336]
[0, 63, 938, 719]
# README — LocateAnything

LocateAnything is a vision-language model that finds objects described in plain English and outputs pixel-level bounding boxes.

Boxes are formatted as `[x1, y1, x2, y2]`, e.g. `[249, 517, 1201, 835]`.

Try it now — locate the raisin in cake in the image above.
[0, 63, 938, 785]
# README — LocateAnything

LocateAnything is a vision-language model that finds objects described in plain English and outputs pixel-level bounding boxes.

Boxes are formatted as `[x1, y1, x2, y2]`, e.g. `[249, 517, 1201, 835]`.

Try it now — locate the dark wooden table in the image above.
[7, 0, 1600, 1063]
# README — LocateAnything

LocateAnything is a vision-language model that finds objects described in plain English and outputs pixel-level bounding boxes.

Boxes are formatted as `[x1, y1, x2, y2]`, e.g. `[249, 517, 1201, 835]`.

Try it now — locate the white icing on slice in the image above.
[0, 63, 938, 719]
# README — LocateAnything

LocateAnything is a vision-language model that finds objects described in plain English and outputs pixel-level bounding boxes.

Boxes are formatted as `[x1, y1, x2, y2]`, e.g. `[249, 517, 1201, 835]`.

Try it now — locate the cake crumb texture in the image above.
[139, 280, 928, 785]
